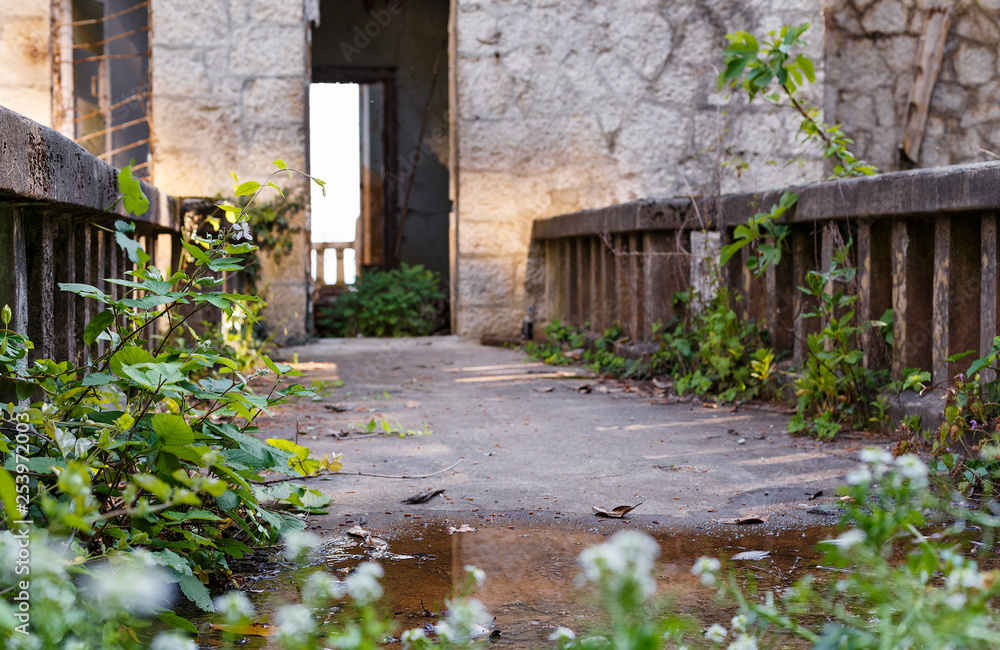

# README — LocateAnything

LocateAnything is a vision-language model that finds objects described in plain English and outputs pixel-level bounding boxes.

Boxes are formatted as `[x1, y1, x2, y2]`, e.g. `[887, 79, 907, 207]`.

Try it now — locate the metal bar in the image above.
[99, 137, 151, 159]
[67, 1, 149, 26]
[67, 50, 152, 64]
[72, 92, 149, 124]
[75, 115, 150, 144]
[73, 25, 150, 50]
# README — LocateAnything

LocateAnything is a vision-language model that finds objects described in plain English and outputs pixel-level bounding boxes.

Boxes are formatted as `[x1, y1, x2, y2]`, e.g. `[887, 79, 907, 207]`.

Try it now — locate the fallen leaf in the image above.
[346, 525, 370, 538]
[403, 489, 445, 504]
[652, 378, 670, 389]
[361, 535, 388, 549]
[732, 550, 771, 561]
[809, 490, 824, 500]
[717, 514, 770, 525]
[577, 384, 592, 393]
[535, 386, 555, 393]
[596, 385, 609, 393]
[592, 503, 642, 518]
[209, 623, 277, 637]
[325, 404, 350, 413]
[404, 400, 421, 409]
[446, 525, 477, 534]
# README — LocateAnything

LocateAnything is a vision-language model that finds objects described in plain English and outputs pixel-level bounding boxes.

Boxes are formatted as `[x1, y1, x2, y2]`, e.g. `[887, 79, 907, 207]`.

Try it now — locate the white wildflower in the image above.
[730, 614, 749, 632]
[860, 448, 892, 465]
[282, 530, 320, 562]
[693, 556, 722, 586]
[895, 454, 929, 487]
[438, 597, 492, 644]
[465, 564, 486, 587]
[85, 559, 174, 615]
[825, 528, 866, 549]
[705, 623, 728, 643]
[944, 592, 967, 610]
[277, 603, 317, 640]
[728, 634, 758, 650]
[846, 465, 872, 485]
[149, 632, 197, 650]
[549, 626, 577, 642]
[401, 628, 428, 648]
[578, 530, 660, 599]
[947, 565, 986, 591]
[345, 562, 384, 605]
[214, 591, 255, 624]
[302, 570, 345, 604]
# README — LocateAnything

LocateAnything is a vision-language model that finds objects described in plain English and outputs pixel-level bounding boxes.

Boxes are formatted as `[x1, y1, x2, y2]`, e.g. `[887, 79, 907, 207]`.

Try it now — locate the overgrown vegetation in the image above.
[315, 263, 445, 338]
[0, 161, 339, 646]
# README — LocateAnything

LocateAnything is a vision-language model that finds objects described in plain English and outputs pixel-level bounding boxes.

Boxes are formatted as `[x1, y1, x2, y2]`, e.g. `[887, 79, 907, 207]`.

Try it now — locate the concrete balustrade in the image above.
[531, 161, 1000, 381]
[0, 105, 181, 368]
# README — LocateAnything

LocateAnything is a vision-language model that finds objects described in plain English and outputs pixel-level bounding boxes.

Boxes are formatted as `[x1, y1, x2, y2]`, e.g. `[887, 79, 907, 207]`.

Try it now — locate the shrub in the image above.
[316, 263, 445, 337]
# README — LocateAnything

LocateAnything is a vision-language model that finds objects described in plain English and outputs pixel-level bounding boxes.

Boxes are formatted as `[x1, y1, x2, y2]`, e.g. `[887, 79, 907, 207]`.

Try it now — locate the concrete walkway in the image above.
[266, 337, 875, 530]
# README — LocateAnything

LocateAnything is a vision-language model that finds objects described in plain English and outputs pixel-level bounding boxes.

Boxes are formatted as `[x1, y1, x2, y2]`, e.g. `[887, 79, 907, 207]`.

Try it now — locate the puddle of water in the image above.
[174, 519, 839, 648]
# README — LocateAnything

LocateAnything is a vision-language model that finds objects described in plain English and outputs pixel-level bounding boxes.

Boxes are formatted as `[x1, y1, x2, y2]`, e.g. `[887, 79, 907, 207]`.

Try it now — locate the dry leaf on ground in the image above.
[404, 400, 420, 409]
[592, 503, 642, 518]
[732, 550, 771, 561]
[717, 514, 770, 525]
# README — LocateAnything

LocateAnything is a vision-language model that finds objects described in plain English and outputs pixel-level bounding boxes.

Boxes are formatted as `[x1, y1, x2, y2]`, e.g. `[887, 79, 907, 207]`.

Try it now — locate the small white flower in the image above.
[345, 562, 384, 605]
[465, 564, 486, 587]
[846, 465, 872, 485]
[895, 454, 929, 487]
[693, 556, 722, 586]
[727, 634, 758, 650]
[944, 592, 967, 610]
[282, 530, 320, 562]
[825, 528, 866, 549]
[578, 530, 660, 599]
[277, 603, 317, 639]
[214, 591, 255, 624]
[149, 632, 197, 650]
[730, 614, 748, 632]
[231, 220, 252, 241]
[860, 448, 892, 465]
[705, 623, 728, 643]
[549, 626, 576, 642]
[438, 597, 493, 643]
[86, 559, 174, 615]
[401, 628, 428, 647]
[302, 570, 345, 604]
[947, 565, 986, 591]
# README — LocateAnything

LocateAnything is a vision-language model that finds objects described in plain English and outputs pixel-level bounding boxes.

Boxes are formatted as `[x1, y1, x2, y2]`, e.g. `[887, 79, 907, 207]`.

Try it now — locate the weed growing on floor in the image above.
[316, 263, 445, 337]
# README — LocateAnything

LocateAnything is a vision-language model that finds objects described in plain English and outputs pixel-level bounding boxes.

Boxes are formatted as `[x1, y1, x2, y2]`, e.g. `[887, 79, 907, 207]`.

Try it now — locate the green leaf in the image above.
[122, 295, 176, 310]
[0, 468, 18, 525]
[110, 345, 155, 378]
[207, 257, 243, 272]
[151, 414, 194, 446]
[1, 305, 10, 327]
[179, 574, 214, 611]
[233, 181, 261, 197]
[181, 240, 211, 265]
[59, 283, 110, 302]
[82, 372, 115, 387]
[157, 611, 198, 634]
[115, 230, 146, 264]
[118, 162, 150, 216]
[84, 311, 116, 345]
[273, 159, 288, 170]
[215, 490, 240, 512]
[133, 474, 172, 501]
[15, 382, 35, 401]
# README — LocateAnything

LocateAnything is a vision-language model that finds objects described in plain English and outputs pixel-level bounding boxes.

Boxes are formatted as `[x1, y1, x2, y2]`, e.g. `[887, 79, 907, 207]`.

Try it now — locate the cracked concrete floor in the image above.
[264, 336, 884, 531]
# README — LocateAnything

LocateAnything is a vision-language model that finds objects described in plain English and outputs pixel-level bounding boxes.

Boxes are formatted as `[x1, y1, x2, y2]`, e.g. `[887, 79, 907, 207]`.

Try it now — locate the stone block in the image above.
[458, 256, 516, 306]
[455, 56, 515, 119]
[241, 77, 306, 123]
[229, 24, 306, 76]
[860, 0, 909, 34]
[152, 0, 229, 45]
[458, 219, 529, 256]
[954, 43, 996, 86]
[151, 46, 210, 96]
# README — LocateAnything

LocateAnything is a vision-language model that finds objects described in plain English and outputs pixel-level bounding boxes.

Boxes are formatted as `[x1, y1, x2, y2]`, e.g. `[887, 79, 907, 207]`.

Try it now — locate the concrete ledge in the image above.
[0, 105, 177, 231]
[532, 161, 1000, 239]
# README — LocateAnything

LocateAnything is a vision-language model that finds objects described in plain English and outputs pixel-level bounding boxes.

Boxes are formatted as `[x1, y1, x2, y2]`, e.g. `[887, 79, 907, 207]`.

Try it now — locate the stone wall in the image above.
[452, 0, 826, 338]
[0, 0, 51, 126]
[826, 0, 1000, 170]
[150, 0, 312, 341]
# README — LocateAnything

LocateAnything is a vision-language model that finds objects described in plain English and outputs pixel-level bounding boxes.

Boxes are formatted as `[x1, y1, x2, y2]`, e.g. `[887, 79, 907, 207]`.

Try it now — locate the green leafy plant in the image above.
[316, 263, 445, 337]
[0, 161, 338, 646]
[788, 240, 888, 438]
[719, 190, 797, 275]
[654, 284, 774, 402]
[719, 23, 877, 178]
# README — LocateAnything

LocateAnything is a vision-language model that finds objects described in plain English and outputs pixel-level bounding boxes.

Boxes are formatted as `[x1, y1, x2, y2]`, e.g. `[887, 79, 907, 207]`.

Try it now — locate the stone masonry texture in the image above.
[0, 0, 51, 127]
[826, 0, 1000, 170]
[150, 0, 312, 341]
[453, 0, 827, 338]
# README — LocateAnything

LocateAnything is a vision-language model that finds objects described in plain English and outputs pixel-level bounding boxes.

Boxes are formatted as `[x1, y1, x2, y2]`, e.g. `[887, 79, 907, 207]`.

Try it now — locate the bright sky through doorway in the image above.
[310, 83, 360, 243]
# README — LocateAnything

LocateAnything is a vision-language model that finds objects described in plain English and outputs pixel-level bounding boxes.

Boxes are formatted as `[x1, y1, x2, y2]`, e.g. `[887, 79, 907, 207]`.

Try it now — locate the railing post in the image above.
[981, 213, 998, 384]
[52, 216, 76, 363]
[315, 247, 325, 287]
[336, 245, 346, 287]
[25, 213, 55, 360]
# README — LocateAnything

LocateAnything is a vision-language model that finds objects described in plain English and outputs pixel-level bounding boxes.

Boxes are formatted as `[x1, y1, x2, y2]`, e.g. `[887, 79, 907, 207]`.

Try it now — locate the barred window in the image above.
[55, 0, 152, 178]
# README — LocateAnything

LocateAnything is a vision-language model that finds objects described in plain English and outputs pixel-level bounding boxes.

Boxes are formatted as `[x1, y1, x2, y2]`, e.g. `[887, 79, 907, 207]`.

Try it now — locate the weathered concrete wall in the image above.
[150, 0, 311, 341]
[311, 0, 452, 280]
[0, 0, 51, 126]
[826, 0, 1000, 170]
[453, 0, 827, 338]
